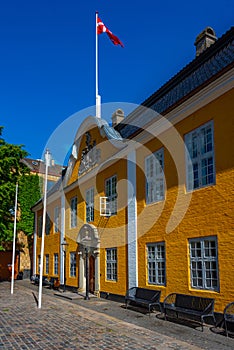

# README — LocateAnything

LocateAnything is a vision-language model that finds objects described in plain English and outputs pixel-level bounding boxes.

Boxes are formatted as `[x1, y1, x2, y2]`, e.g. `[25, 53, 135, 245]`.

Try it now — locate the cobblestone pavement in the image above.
[0, 281, 233, 349]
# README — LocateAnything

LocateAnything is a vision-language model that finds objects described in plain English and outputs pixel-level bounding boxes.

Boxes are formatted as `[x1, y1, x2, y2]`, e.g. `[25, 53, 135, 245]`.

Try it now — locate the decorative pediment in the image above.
[77, 223, 100, 249]
[78, 132, 101, 176]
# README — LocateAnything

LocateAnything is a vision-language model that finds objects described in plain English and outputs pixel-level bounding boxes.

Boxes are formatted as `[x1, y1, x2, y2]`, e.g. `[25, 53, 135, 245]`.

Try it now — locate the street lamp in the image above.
[80, 231, 92, 300]
[61, 237, 69, 292]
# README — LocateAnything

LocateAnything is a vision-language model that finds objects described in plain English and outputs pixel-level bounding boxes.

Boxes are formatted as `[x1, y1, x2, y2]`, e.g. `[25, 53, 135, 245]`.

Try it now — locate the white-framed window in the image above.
[54, 206, 60, 233]
[189, 236, 219, 291]
[70, 252, 76, 277]
[105, 175, 117, 215]
[38, 255, 41, 274]
[145, 148, 164, 204]
[70, 197, 77, 228]
[147, 242, 166, 285]
[45, 254, 49, 275]
[106, 248, 117, 281]
[86, 187, 94, 222]
[54, 253, 59, 275]
[185, 121, 215, 191]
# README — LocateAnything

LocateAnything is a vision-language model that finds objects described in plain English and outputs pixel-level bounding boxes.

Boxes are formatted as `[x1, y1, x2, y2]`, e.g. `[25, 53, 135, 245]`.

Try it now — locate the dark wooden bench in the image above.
[31, 274, 49, 286]
[125, 287, 161, 315]
[163, 293, 216, 331]
[47, 277, 60, 290]
[224, 302, 234, 337]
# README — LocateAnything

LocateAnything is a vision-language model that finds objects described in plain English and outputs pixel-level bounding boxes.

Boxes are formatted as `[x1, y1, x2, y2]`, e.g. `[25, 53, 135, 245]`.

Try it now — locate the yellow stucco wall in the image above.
[136, 90, 234, 312]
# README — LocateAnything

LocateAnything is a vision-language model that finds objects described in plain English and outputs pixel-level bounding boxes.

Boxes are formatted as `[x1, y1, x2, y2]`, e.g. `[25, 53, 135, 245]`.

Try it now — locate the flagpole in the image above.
[11, 182, 18, 294]
[96, 11, 101, 118]
[38, 149, 51, 309]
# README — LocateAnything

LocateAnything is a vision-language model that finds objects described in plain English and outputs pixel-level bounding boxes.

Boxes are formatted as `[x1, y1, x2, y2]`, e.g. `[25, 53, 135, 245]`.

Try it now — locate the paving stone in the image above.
[0, 281, 233, 349]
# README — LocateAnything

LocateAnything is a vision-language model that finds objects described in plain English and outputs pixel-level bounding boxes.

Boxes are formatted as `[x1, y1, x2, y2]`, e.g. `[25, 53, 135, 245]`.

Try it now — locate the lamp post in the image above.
[38, 149, 51, 309]
[61, 238, 69, 292]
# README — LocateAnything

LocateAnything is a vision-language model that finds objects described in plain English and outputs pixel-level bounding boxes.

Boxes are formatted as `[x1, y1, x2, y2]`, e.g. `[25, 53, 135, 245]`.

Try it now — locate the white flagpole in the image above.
[11, 182, 18, 294]
[96, 11, 101, 118]
[38, 149, 51, 309]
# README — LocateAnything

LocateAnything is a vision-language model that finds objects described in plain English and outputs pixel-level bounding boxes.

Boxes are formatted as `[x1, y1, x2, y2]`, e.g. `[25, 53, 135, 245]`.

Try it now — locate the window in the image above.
[45, 254, 49, 275]
[45, 213, 51, 235]
[54, 253, 59, 275]
[70, 252, 76, 277]
[54, 206, 60, 233]
[105, 175, 117, 215]
[189, 236, 218, 291]
[70, 197, 77, 228]
[86, 187, 94, 222]
[106, 248, 117, 281]
[38, 255, 41, 274]
[185, 121, 215, 191]
[38, 216, 42, 237]
[147, 243, 166, 285]
[145, 148, 164, 204]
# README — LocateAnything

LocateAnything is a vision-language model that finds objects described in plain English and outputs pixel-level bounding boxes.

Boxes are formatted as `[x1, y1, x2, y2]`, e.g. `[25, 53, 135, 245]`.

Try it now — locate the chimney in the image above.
[112, 109, 124, 127]
[194, 27, 217, 57]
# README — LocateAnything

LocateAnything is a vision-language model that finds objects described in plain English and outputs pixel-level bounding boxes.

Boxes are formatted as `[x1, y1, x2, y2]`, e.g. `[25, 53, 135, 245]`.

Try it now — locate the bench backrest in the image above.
[135, 288, 160, 302]
[175, 294, 214, 312]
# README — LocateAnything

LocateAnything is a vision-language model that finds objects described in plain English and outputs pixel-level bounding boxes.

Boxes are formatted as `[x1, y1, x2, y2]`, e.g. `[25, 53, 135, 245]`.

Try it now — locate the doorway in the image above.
[89, 255, 95, 294]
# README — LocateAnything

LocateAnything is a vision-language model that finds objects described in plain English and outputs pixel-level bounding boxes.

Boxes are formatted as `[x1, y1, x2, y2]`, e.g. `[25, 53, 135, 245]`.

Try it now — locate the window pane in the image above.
[145, 149, 164, 204]
[105, 176, 117, 215]
[106, 248, 117, 281]
[147, 243, 165, 286]
[185, 122, 215, 191]
[190, 237, 218, 291]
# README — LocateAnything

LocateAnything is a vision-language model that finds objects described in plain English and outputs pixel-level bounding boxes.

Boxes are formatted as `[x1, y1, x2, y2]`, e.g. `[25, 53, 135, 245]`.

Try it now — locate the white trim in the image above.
[127, 150, 138, 288]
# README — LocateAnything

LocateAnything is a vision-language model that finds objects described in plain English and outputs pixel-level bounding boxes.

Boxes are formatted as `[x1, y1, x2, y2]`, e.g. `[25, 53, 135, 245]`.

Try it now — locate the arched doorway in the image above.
[77, 224, 100, 296]
[89, 255, 95, 294]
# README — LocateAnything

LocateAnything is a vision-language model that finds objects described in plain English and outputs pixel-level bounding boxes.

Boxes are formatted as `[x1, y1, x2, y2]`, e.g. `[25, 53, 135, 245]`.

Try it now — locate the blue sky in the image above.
[0, 0, 233, 164]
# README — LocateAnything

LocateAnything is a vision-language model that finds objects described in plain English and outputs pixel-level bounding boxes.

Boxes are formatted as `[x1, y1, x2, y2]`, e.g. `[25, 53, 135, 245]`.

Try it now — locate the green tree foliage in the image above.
[0, 127, 29, 249]
[18, 174, 41, 237]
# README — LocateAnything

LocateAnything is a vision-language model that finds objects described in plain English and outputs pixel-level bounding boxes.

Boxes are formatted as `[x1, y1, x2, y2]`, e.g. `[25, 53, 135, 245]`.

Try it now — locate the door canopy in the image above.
[77, 224, 100, 250]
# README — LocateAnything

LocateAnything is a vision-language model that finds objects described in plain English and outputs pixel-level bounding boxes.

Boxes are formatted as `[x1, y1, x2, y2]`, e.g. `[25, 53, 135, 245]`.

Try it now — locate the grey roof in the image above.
[118, 27, 234, 139]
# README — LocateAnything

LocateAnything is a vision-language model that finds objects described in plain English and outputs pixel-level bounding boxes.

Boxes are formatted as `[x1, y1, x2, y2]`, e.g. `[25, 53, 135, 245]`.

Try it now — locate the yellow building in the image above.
[32, 27, 234, 313]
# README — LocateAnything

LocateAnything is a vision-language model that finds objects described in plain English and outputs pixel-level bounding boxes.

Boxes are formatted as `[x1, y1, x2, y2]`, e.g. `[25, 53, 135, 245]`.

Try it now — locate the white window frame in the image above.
[70, 196, 77, 228]
[145, 148, 164, 204]
[185, 121, 215, 191]
[45, 254, 49, 275]
[54, 206, 60, 233]
[147, 242, 166, 286]
[106, 248, 117, 281]
[100, 197, 111, 217]
[70, 252, 76, 277]
[105, 175, 117, 215]
[54, 253, 59, 275]
[86, 187, 94, 222]
[189, 236, 219, 291]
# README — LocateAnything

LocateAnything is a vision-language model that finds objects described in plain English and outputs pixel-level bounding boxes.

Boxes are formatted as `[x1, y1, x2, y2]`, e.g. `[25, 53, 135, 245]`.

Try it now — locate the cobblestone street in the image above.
[0, 281, 233, 349]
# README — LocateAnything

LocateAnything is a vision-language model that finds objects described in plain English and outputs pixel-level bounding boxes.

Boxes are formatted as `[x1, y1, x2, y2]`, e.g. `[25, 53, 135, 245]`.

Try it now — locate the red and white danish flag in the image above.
[97, 16, 124, 48]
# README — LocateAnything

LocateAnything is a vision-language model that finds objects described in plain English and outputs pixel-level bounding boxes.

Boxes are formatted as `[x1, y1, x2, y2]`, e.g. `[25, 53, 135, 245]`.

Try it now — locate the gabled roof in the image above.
[118, 27, 234, 139]
[22, 158, 65, 177]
